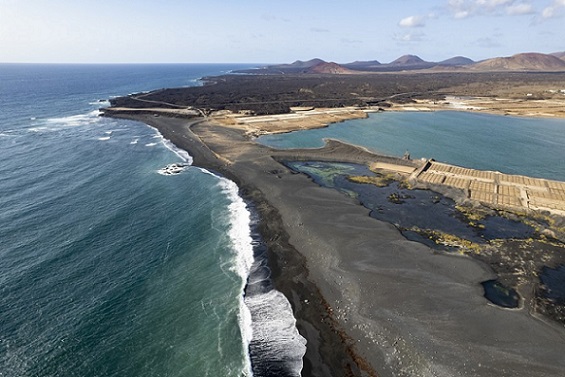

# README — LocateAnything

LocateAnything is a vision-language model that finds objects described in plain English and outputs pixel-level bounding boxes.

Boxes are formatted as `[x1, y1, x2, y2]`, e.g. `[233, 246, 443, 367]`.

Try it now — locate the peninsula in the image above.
[103, 68, 565, 377]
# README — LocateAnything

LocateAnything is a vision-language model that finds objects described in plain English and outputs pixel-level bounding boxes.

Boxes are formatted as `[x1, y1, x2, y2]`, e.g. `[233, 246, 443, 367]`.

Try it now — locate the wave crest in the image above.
[218, 178, 255, 376]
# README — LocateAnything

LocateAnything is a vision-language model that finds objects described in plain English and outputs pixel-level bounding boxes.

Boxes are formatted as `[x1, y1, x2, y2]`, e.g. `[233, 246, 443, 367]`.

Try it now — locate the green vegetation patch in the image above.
[409, 226, 484, 254]
[347, 175, 393, 187]
[347, 170, 404, 188]
[455, 204, 489, 222]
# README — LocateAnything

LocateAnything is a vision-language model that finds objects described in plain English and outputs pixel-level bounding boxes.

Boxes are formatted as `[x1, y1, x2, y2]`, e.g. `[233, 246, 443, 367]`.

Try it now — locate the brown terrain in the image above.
[471, 52, 565, 71]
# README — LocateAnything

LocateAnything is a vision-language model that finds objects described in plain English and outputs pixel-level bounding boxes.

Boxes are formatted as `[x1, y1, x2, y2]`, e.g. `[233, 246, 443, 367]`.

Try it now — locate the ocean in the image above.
[258, 110, 565, 181]
[0, 64, 305, 377]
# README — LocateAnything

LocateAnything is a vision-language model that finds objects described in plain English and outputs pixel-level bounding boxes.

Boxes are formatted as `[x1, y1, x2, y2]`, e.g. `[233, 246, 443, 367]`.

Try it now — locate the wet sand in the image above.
[110, 113, 565, 377]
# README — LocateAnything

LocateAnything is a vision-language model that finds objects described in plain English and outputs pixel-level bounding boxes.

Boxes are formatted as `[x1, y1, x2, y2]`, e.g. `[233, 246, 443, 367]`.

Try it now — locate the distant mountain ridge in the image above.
[306, 61, 355, 74]
[438, 56, 475, 66]
[240, 51, 565, 74]
[269, 58, 326, 71]
[472, 53, 565, 71]
[341, 54, 442, 71]
[390, 54, 426, 65]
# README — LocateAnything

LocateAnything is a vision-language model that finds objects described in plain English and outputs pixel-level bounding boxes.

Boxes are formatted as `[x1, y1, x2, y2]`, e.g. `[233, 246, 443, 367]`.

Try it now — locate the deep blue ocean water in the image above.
[0, 64, 305, 377]
[259, 111, 565, 181]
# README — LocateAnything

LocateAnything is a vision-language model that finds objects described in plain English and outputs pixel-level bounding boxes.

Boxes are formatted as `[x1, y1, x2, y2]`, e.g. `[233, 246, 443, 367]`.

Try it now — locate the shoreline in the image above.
[109, 114, 366, 375]
[107, 112, 565, 376]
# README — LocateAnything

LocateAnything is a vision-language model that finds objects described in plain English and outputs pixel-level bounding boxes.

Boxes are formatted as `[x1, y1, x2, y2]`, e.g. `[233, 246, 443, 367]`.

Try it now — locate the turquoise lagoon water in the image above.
[258, 111, 565, 181]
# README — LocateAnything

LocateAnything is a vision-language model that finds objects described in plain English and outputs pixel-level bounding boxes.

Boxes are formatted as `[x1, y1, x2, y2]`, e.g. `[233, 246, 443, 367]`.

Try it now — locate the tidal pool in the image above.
[481, 280, 520, 309]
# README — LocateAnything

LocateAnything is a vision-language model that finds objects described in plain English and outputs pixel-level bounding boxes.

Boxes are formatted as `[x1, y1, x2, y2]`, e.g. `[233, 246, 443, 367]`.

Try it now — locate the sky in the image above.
[0, 0, 564, 64]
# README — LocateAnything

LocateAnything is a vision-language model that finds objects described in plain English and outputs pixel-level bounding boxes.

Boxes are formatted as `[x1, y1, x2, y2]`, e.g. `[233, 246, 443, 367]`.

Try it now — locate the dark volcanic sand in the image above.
[107, 114, 565, 377]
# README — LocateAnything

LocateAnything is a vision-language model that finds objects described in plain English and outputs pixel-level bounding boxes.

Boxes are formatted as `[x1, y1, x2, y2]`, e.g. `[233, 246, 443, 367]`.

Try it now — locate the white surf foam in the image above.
[157, 163, 189, 176]
[28, 126, 56, 133]
[25, 109, 103, 134]
[161, 138, 193, 164]
[130, 139, 139, 145]
[145, 142, 158, 147]
[218, 178, 255, 377]
[46, 110, 101, 128]
[245, 289, 307, 375]
[98, 136, 111, 141]
[89, 99, 110, 106]
[217, 178, 307, 376]
[243, 231, 307, 376]
[145, 125, 193, 164]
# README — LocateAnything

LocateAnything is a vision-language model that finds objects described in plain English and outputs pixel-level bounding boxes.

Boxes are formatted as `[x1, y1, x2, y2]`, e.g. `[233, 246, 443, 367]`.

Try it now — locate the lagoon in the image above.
[258, 111, 565, 181]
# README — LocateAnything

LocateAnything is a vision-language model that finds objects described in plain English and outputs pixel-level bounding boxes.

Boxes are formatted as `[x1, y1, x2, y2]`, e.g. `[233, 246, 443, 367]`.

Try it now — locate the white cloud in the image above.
[448, 0, 537, 18]
[542, 0, 565, 18]
[448, 0, 475, 18]
[448, 0, 469, 15]
[449, 0, 466, 8]
[399, 15, 426, 27]
[541, 7, 554, 18]
[476, 0, 513, 7]
[454, 10, 471, 18]
[507, 3, 535, 15]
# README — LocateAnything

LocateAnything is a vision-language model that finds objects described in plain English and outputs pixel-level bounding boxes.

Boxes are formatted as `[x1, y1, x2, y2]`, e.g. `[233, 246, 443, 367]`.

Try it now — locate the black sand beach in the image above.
[109, 113, 565, 377]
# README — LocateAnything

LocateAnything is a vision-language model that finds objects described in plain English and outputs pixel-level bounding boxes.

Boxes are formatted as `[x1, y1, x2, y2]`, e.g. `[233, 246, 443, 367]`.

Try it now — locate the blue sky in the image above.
[0, 0, 564, 64]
